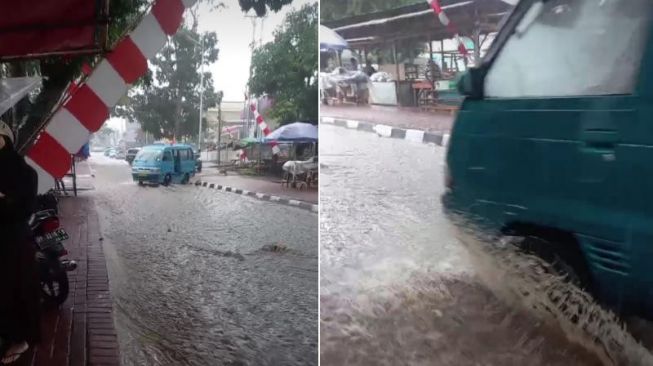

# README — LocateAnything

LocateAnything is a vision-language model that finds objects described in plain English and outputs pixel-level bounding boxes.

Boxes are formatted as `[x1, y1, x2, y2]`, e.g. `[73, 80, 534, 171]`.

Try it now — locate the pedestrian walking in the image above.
[0, 121, 41, 364]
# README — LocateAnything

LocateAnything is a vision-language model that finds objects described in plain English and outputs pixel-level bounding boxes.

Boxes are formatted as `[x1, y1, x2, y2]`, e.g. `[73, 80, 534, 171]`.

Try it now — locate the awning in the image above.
[0, 0, 108, 60]
[332, 1, 474, 32]
[322, 0, 512, 45]
[320, 25, 348, 50]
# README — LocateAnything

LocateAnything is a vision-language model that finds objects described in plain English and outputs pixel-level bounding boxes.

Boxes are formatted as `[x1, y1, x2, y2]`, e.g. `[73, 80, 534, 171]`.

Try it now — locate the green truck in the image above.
[443, 0, 653, 318]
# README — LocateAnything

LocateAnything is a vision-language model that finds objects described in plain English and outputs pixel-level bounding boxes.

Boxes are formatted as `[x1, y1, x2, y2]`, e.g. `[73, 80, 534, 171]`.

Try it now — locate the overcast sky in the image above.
[109, 0, 313, 132]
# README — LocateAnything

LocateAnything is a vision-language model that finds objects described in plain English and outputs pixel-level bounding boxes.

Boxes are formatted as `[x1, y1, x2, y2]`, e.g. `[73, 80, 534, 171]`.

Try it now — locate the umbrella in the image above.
[320, 25, 347, 50]
[265, 122, 318, 142]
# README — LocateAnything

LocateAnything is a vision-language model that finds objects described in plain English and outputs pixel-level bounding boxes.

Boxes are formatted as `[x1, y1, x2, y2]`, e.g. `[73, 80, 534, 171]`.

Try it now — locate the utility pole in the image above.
[198, 35, 205, 156]
[216, 91, 223, 165]
[245, 14, 258, 137]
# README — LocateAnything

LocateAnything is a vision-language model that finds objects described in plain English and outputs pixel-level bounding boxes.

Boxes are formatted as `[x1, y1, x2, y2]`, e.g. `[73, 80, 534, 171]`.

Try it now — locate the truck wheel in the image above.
[163, 174, 172, 186]
[517, 235, 590, 289]
[502, 227, 596, 324]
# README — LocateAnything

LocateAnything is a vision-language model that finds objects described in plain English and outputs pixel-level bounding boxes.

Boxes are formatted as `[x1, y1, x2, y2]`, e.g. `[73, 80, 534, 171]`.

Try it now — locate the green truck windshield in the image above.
[135, 150, 161, 162]
[485, 0, 653, 98]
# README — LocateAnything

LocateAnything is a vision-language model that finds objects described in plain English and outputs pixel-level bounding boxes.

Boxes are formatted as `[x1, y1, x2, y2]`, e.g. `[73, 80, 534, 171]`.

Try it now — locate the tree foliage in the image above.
[238, 0, 293, 17]
[115, 27, 219, 141]
[321, 0, 420, 22]
[249, 3, 318, 124]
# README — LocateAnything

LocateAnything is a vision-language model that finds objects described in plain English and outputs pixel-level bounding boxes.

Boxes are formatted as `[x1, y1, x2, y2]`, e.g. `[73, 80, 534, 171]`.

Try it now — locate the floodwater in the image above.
[319, 124, 653, 365]
[89, 154, 318, 365]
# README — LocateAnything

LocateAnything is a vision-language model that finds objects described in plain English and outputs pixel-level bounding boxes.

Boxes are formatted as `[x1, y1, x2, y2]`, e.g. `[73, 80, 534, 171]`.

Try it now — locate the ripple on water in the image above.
[92, 162, 317, 365]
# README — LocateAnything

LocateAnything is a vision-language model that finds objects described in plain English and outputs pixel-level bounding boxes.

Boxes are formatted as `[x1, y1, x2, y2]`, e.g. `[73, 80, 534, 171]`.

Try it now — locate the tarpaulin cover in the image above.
[0, 77, 42, 116]
[0, 0, 105, 59]
[320, 25, 348, 50]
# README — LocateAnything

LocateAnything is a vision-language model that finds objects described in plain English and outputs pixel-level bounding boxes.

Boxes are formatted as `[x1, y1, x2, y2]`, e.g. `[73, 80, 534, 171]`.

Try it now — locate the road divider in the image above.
[321, 116, 450, 147]
[191, 180, 318, 213]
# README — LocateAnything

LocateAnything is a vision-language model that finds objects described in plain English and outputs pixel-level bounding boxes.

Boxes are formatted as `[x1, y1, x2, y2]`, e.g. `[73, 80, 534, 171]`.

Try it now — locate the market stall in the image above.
[322, 0, 512, 108]
[264, 122, 318, 189]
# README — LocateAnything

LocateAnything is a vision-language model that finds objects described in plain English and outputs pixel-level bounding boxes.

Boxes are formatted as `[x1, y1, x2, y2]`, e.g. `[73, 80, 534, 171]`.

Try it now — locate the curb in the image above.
[191, 180, 318, 213]
[320, 116, 450, 147]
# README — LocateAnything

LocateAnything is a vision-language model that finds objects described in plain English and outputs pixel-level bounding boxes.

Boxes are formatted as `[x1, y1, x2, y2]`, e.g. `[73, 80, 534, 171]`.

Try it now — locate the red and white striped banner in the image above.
[426, 0, 469, 57]
[26, 0, 197, 193]
[250, 101, 280, 155]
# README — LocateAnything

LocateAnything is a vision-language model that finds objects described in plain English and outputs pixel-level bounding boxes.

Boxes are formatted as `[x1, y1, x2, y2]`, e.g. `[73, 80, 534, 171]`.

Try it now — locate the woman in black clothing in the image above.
[0, 121, 40, 364]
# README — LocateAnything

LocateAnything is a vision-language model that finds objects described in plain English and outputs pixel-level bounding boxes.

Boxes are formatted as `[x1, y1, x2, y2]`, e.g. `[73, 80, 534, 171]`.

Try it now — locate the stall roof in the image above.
[322, 0, 512, 46]
[0, 0, 108, 60]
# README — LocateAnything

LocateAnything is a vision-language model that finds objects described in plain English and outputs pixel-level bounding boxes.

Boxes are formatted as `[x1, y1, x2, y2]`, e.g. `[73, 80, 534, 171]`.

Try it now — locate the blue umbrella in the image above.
[265, 122, 318, 142]
[320, 25, 348, 50]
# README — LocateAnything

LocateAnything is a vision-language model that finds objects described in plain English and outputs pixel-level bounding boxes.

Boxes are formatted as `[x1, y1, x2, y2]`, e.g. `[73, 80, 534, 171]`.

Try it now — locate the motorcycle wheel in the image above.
[41, 268, 69, 307]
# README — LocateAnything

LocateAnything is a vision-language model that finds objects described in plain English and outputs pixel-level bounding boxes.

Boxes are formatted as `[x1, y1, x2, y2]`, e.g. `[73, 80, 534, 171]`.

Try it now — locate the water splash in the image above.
[454, 221, 653, 366]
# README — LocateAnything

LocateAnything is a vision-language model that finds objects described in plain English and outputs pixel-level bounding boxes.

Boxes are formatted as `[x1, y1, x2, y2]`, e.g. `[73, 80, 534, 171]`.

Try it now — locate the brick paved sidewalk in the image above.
[15, 195, 119, 366]
[321, 104, 455, 133]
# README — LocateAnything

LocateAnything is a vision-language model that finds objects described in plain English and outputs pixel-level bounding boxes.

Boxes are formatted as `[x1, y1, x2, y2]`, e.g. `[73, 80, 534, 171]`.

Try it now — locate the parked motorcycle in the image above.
[30, 194, 76, 306]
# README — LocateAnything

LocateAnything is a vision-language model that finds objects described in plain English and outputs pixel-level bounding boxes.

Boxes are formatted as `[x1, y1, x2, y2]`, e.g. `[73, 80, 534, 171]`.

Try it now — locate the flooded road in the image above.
[89, 154, 317, 365]
[319, 125, 608, 365]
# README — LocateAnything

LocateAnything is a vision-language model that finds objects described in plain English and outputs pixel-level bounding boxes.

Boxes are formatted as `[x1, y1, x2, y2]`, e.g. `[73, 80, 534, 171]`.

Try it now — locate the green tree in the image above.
[249, 3, 318, 124]
[115, 27, 219, 141]
[97, 126, 116, 139]
[238, 0, 293, 17]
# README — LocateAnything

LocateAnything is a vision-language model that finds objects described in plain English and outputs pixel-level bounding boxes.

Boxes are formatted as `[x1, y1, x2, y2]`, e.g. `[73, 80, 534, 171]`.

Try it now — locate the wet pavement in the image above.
[88, 153, 318, 365]
[321, 105, 454, 132]
[319, 124, 612, 365]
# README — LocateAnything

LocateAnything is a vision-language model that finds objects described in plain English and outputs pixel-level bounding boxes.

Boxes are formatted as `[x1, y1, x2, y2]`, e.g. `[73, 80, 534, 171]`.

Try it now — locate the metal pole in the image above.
[246, 16, 257, 138]
[217, 102, 222, 165]
[198, 36, 205, 153]
[392, 41, 399, 80]
[440, 39, 447, 71]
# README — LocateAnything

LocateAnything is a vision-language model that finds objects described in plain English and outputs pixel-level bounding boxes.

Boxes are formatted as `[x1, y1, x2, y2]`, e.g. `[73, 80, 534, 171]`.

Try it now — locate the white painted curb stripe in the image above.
[346, 120, 359, 129]
[405, 129, 425, 143]
[374, 124, 393, 137]
[321, 117, 335, 123]
[288, 200, 301, 206]
[442, 133, 451, 147]
[270, 196, 280, 202]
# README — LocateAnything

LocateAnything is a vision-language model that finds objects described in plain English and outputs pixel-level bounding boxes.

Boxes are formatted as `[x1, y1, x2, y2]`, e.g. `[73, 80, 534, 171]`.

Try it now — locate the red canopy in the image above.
[0, 0, 107, 60]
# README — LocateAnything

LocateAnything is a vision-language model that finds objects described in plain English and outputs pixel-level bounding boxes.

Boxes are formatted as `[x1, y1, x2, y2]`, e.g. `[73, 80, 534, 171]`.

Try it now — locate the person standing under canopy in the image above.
[0, 120, 41, 364]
